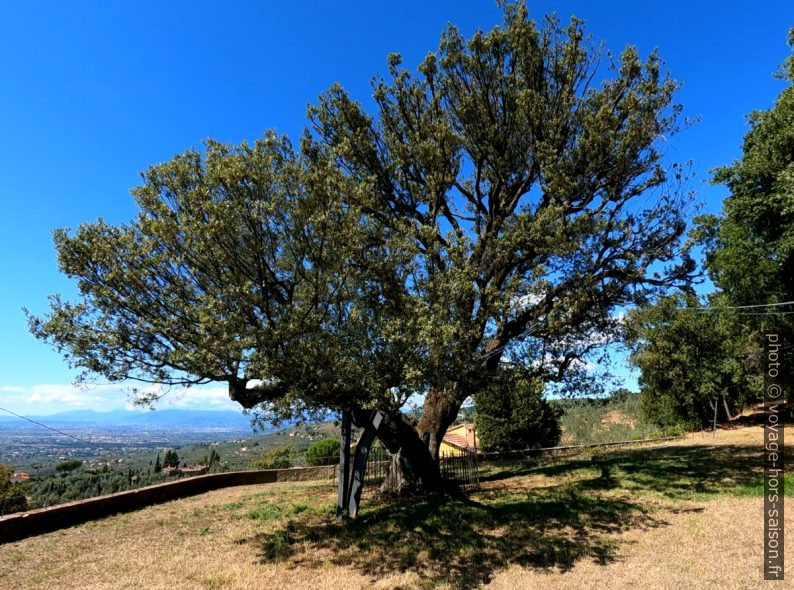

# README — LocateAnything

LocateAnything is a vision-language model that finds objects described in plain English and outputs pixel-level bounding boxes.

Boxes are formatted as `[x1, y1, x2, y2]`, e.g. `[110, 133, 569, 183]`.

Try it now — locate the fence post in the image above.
[336, 410, 351, 519]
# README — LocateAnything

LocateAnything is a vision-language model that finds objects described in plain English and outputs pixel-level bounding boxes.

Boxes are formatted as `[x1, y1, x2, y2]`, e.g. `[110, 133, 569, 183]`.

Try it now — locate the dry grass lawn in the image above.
[0, 424, 791, 590]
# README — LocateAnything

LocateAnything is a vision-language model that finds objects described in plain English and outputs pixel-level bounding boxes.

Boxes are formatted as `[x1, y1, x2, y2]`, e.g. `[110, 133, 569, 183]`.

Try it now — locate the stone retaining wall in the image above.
[0, 465, 335, 544]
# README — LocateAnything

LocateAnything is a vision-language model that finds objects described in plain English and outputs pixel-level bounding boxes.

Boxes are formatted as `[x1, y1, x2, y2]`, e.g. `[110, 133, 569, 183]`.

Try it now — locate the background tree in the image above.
[54, 459, 83, 473]
[305, 438, 342, 466]
[199, 448, 221, 470]
[154, 453, 161, 473]
[162, 450, 179, 469]
[30, 3, 695, 494]
[625, 292, 760, 429]
[251, 446, 294, 470]
[608, 388, 636, 404]
[475, 368, 562, 451]
[705, 29, 794, 415]
[625, 31, 794, 428]
[0, 464, 28, 514]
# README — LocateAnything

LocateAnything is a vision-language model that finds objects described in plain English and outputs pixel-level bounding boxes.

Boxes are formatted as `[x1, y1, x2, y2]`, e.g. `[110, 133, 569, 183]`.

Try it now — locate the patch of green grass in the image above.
[2, 550, 26, 564]
[733, 471, 794, 497]
[197, 525, 211, 536]
[253, 490, 278, 498]
[192, 505, 221, 518]
[245, 504, 286, 522]
[203, 573, 233, 589]
[251, 483, 331, 500]
[242, 495, 333, 523]
[222, 501, 244, 511]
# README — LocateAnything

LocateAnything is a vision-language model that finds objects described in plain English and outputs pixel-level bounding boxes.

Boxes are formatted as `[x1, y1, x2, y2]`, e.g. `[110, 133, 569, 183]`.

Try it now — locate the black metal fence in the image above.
[439, 449, 480, 491]
[339, 435, 683, 498]
[364, 446, 391, 485]
[346, 447, 480, 493]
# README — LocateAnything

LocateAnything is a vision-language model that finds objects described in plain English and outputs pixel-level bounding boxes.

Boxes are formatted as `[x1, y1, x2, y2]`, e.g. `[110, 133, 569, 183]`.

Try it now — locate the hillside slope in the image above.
[0, 425, 790, 589]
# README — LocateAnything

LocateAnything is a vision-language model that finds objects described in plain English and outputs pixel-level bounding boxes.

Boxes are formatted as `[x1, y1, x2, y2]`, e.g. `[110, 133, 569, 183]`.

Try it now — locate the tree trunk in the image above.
[352, 406, 447, 495]
[416, 386, 464, 460]
[346, 410, 383, 517]
[358, 386, 464, 496]
[722, 395, 736, 421]
[336, 411, 352, 519]
[381, 448, 424, 496]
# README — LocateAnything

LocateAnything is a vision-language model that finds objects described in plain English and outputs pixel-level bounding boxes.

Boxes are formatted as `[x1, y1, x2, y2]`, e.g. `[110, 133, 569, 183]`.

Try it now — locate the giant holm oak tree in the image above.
[30, 4, 696, 495]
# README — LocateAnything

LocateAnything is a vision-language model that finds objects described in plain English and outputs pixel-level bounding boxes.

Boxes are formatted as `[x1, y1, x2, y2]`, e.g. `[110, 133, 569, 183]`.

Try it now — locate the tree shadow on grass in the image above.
[531, 443, 763, 500]
[245, 442, 757, 589]
[247, 484, 667, 589]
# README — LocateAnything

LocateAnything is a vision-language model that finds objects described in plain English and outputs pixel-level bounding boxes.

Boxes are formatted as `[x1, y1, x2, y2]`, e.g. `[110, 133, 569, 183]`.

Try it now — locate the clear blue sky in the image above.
[1, 1, 792, 414]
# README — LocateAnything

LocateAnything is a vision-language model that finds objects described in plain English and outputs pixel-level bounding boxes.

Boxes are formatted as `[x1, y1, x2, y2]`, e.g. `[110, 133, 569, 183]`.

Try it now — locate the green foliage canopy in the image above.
[626, 292, 760, 428]
[27, 133, 415, 424]
[475, 368, 562, 451]
[251, 446, 294, 470]
[305, 438, 342, 466]
[162, 449, 180, 469]
[54, 459, 83, 473]
[198, 448, 221, 468]
[0, 464, 28, 514]
[305, 5, 695, 399]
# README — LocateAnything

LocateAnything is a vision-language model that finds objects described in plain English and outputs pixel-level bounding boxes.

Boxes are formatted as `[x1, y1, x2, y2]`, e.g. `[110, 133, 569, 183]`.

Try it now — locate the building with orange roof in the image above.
[439, 423, 478, 456]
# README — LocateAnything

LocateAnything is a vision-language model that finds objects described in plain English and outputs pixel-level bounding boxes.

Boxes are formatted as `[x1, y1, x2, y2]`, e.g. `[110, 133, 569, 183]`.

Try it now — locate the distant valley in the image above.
[0, 408, 257, 431]
[0, 408, 273, 471]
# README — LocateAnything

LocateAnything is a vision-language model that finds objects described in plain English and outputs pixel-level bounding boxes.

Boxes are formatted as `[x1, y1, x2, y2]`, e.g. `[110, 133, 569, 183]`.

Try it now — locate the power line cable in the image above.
[0, 406, 109, 448]
[737, 344, 794, 359]
[677, 300, 794, 313]
[735, 310, 794, 316]
[479, 318, 546, 363]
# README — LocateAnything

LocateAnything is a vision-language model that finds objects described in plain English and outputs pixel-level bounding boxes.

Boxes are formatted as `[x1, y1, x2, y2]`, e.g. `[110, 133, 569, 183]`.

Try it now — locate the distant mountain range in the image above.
[0, 409, 259, 431]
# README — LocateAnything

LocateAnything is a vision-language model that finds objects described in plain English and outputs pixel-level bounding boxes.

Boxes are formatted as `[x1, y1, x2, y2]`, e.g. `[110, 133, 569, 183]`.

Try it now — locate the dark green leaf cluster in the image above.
[197, 448, 221, 468]
[0, 464, 28, 514]
[305, 438, 341, 466]
[250, 446, 294, 470]
[54, 459, 83, 472]
[475, 368, 562, 451]
[626, 293, 760, 428]
[162, 449, 180, 468]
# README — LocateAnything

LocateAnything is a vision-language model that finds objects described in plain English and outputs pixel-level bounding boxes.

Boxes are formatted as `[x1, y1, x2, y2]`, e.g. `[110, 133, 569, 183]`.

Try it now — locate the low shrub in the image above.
[305, 438, 341, 466]
[251, 446, 294, 470]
